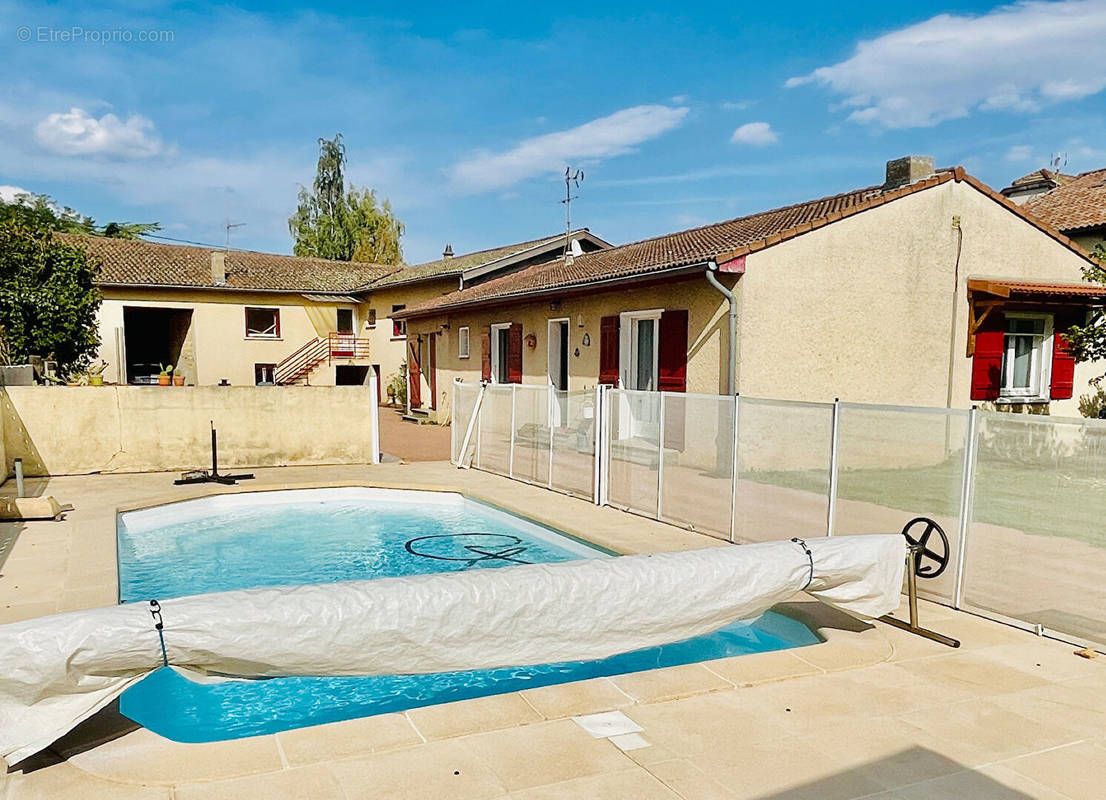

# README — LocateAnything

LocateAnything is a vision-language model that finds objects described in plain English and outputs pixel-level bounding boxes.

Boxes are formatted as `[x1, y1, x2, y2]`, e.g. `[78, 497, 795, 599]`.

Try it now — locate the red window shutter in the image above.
[507, 323, 523, 384]
[480, 327, 491, 382]
[658, 310, 689, 393]
[599, 316, 620, 385]
[408, 337, 422, 408]
[970, 327, 1004, 401]
[1050, 330, 1076, 400]
[429, 335, 437, 410]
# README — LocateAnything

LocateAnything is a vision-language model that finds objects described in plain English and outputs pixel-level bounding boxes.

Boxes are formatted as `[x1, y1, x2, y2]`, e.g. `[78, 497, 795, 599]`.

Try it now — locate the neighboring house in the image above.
[65, 234, 393, 389]
[365, 231, 611, 413]
[64, 230, 610, 397]
[1018, 167, 1106, 252]
[999, 169, 1074, 206]
[397, 156, 1106, 420]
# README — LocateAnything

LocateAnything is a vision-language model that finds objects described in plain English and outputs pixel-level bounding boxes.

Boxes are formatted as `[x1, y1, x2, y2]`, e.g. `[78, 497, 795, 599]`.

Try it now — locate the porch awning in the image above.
[967, 278, 1106, 300]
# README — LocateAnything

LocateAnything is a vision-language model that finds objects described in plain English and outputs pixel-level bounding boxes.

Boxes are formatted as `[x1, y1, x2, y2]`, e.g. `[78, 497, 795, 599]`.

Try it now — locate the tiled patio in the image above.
[1, 463, 1104, 799]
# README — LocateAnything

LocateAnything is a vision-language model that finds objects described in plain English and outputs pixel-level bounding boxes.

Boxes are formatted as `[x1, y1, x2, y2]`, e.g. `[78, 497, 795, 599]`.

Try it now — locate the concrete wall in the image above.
[96, 288, 364, 387]
[1, 386, 377, 476]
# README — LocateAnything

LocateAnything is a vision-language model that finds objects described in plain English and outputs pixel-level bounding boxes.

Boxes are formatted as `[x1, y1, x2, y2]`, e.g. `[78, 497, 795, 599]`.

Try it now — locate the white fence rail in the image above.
[453, 380, 1106, 649]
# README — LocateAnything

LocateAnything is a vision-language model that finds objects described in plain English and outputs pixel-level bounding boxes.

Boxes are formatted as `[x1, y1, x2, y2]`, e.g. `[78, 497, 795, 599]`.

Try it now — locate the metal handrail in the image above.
[275, 333, 372, 384]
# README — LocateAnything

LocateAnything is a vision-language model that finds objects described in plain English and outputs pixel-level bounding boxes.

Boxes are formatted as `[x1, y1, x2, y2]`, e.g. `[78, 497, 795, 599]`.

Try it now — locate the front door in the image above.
[548, 319, 569, 425]
[619, 312, 661, 439]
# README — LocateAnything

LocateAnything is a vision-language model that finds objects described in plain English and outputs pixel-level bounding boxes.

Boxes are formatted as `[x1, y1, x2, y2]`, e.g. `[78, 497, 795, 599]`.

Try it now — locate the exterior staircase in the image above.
[275, 333, 370, 385]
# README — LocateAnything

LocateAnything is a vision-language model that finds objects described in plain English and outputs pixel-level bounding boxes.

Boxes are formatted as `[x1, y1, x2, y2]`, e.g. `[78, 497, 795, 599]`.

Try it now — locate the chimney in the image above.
[210, 251, 227, 286]
[884, 155, 935, 189]
[442, 244, 454, 260]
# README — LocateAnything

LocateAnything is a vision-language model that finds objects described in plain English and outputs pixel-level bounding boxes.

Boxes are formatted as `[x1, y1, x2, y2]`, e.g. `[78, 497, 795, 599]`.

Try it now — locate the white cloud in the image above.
[447, 104, 689, 192]
[0, 185, 31, 203]
[730, 121, 778, 146]
[34, 107, 166, 158]
[1005, 144, 1033, 162]
[787, 0, 1106, 128]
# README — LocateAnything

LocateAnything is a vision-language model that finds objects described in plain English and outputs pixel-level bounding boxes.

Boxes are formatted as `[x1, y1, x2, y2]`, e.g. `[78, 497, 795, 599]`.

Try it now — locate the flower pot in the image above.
[158, 374, 171, 386]
[173, 375, 185, 386]
[89, 375, 103, 386]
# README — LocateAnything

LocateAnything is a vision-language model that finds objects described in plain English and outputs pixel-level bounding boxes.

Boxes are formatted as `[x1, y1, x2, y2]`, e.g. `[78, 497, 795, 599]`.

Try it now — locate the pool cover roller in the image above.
[0, 533, 904, 764]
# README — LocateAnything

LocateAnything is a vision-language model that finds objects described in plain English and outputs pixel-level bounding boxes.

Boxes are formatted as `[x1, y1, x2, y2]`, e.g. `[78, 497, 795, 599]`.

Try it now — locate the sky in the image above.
[2, 0, 1105, 264]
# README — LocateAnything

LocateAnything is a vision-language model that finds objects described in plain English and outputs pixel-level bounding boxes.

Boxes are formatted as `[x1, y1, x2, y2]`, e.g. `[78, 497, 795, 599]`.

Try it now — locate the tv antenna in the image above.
[1049, 152, 1067, 173]
[223, 218, 247, 249]
[561, 167, 583, 256]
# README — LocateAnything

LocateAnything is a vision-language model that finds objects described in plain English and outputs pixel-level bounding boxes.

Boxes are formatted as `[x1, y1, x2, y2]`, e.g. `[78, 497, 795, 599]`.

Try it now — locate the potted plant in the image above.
[173, 371, 185, 386]
[158, 363, 173, 386]
[86, 360, 108, 386]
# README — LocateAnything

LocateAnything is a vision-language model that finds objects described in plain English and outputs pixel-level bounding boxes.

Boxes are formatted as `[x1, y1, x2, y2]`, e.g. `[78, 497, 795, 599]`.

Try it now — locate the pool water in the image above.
[117, 488, 819, 742]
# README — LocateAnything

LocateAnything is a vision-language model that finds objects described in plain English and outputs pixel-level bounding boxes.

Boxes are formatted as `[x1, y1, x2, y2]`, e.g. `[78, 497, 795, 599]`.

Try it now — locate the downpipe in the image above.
[705, 260, 737, 395]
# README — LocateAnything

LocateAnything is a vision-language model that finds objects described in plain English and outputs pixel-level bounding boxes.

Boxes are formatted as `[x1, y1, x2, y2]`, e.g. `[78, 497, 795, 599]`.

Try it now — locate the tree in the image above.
[288, 134, 404, 264]
[1066, 242, 1106, 386]
[0, 191, 160, 238]
[0, 212, 102, 372]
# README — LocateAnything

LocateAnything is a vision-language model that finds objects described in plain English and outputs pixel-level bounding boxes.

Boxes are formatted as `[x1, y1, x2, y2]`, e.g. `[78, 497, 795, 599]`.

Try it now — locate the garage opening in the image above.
[335, 365, 370, 386]
[123, 307, 196, 384]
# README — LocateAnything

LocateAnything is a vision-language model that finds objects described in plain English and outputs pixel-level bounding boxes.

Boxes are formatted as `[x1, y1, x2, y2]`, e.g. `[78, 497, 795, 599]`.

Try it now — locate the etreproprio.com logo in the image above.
[16, 26, 175, 44]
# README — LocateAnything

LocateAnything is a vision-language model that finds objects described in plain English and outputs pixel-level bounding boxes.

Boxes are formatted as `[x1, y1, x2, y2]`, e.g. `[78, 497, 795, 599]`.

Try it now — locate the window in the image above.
[254, 363, 277, 385]
[336, 308, 354, 334]
[245, 307, 280, 339]
[1001, 314, 1052, 399]
[391, 305, 406, 338]
[619, 310, 661, 391]
[458, 326, 470, 359]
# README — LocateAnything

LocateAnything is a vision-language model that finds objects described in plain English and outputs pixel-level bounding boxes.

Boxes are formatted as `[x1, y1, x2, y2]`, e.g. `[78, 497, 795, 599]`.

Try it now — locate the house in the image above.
[396, 156, 1106, 419]
[67, 233, 393, 389]
[1017, 168, 1106, 252]
[999, 168, 1074, 206]
[68, 229, 610, 396]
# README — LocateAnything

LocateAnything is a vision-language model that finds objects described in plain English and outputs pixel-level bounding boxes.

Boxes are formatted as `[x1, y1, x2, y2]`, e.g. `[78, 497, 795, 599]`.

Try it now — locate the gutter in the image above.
[705, 260, 738, 396]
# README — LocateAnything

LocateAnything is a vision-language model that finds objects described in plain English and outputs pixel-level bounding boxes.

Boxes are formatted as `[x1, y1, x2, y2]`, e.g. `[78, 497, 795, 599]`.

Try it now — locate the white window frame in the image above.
[490, 322, 512, 383]
[618, 309, 662, 391]
[244, 306, 281, 340]
[1000, 312, 1053, 402]
[458, 326, 470, 359]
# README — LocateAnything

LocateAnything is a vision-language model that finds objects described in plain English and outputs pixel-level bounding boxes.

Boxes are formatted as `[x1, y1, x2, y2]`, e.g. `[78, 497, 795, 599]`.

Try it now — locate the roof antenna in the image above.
[1048, 152, 1067, 173]
[561, 166, 583, 259]
[223, 218, 247, 250]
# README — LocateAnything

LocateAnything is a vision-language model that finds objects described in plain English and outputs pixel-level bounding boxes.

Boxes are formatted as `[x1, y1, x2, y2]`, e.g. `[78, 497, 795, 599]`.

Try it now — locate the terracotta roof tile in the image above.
[397, 168, 1096, 319]
[367, 230, 587, 288]
[1023, 168, 1106, 233]
[56, 233, 397, 293]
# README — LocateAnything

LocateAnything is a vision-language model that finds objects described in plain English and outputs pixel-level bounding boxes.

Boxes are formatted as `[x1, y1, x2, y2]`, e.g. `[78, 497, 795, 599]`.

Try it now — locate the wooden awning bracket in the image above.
[966, 295, 1005, 357]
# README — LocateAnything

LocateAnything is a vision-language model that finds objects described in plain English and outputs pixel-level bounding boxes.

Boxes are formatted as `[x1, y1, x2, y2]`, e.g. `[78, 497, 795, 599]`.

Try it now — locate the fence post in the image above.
[729, 393, 740, 544]
[592, 385, 603, 505]
[547, 386, 555, 490]
[508, 384, 517, 479]
[367, 369, 381, 465]
[953, 406, 980, 610]
[598, 385, 612, 507]
[826, 398, 841, 537]
[656, 392, 666, 521]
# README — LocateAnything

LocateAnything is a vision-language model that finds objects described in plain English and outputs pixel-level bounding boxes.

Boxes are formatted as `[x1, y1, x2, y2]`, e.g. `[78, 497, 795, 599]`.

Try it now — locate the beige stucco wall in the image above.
[95, 288, 365, 387]
[738, 180, 1103, 417]
[361, 280, 456, 393]
[405, 275, 735, 412]
[1, 385, 377, 476]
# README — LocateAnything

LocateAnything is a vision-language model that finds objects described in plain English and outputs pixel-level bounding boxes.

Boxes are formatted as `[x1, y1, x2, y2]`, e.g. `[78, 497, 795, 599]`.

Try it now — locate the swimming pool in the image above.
[117, 487, 819, 741]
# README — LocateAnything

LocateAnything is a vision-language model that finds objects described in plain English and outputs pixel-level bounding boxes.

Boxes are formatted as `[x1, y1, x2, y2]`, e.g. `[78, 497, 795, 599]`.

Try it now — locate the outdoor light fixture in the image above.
[582, 333, 591, 347]
[577, 314, 584, 327]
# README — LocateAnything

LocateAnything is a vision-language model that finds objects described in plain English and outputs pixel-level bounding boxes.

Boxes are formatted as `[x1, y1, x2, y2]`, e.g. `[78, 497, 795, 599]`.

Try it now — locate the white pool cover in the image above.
[0, 533, 904, 764]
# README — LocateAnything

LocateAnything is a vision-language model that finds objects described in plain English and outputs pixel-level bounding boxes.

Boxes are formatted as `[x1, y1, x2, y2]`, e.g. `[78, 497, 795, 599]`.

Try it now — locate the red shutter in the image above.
[480, 327, 491, 382]
[658, 310, 688, 393]
[599, 316, 620, 385]
[408, 337, 422, 408]
[507, 323, 523, 384]
[429, 334, 438, 410]
[970, 324, 1005, 401]
[1050, 330, 1076, 400]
